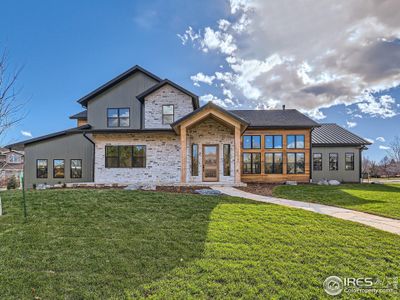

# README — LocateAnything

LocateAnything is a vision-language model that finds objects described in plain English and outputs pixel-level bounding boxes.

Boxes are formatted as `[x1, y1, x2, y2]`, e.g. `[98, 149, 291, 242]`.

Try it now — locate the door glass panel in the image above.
[203, 146, 218, 181]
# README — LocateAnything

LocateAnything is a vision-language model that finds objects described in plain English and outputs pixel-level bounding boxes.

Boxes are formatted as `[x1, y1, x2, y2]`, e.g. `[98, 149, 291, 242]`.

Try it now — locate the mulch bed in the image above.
[155, 186, 211, 194]
[237, 183, 282, 197]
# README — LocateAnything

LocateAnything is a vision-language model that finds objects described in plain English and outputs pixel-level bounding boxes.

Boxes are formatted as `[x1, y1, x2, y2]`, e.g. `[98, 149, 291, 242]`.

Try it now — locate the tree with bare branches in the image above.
[387, 136, 400, 174]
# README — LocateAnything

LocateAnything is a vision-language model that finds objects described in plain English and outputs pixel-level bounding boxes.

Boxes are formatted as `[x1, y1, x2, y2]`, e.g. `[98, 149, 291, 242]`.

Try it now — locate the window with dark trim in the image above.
[105, 145, 146, 168]
[313, 153, 322, 171]
[345, 153, 354, 170]
[329, 153, 339, 171]
[162, 105, 174, 125]
[287, 135, 305, 149]
[242, 135, 261, 149]
[223, 144, 231, 176]
[242, 153, 261, 174]
[265, 153, 283, 174]
[107, 108, 130, 127]
[287, 153, 305, 174]
[36, 159, 48, 178]
[70, 159, 82, 178]
[191, 144, 198, 176]
[53, 159, 65, 178]
[265, 135, 283, 149]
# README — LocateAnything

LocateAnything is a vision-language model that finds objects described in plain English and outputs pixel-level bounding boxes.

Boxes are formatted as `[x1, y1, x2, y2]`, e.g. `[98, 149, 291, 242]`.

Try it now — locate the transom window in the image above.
[162, 105, 174, 125]
[242, 153, 261, 174]
[265, 153, 283, 174]
[53, 159, 65, 178]
[287, 153, 305, 174]
[313, 153, 322, 171]
[243, 135, 261, 149]
[36, 159, 48, 178]
[105, 145, 146, 168]
[71, 159, 82, 178]
[287, 135, 305, 149]
[345, 153, 354, 170]
[329, 153, 339, 171]
[107, 108, 130, 127]
[265, 135, 283, 149]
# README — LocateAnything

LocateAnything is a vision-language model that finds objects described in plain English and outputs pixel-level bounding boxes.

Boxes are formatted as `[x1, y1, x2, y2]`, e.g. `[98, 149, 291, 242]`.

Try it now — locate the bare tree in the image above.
[386, 136, 400, 175]
[0, 49, 24, 141]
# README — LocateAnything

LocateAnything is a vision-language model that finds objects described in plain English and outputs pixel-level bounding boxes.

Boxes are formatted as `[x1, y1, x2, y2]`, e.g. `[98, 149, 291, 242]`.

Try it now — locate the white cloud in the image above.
[364, 138, 374, 144]
[379, 145, 390, 150]
[199, 94, 234, 108]
[21, 130, 32, 138]
[346, 120, 357, 128]
[178, 0, 400, 113]
[376, 136, 386, 142]
[190, 72, 215, 85]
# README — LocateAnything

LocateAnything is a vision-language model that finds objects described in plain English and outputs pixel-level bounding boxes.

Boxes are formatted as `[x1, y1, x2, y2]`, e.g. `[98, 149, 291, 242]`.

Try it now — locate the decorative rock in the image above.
[195, 189, 222, 196]
[328, 180, 341, 186]
[285, 181, 297, 186]
[36, 184, 47, 190]
[140, 184, 156, 191]
[124, 185, 139, 190]
[317, 179, 329, 185]
[53, 184, 63, 188]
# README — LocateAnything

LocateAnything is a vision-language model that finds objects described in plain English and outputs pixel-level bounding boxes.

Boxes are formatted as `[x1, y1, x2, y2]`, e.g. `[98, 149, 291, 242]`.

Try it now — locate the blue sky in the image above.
[1, 0, 399, 161]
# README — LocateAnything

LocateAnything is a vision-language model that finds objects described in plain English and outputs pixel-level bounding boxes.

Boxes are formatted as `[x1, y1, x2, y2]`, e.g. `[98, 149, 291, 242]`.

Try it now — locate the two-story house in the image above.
[5, 65, 371, 188]
[0, 148, 24, 187]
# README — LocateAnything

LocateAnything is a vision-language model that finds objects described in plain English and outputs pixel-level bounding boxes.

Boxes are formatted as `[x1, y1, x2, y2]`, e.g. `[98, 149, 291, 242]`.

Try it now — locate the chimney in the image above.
[282, 105, 286, 110]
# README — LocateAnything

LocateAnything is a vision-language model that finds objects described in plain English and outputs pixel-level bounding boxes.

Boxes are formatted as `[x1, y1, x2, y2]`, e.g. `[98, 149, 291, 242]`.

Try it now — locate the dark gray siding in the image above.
[311, 146, 361, 183]
[87, 72, 158, 129]
[24, 134, 94, 188]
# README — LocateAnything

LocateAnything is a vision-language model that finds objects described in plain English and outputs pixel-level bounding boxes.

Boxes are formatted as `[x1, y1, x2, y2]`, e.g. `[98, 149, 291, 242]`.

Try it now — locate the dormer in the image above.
[137, 79, 199, 129]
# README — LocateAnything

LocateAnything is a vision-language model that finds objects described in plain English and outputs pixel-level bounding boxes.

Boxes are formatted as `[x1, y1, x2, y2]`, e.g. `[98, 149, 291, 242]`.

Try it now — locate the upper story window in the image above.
[243, 135, 261, 149]
[265, 135, 283, 149]
[287, 135, 305, 149]
[107, 108, 130, 127]
[8, 153, 22, 163]
[162, 105, 174, 125]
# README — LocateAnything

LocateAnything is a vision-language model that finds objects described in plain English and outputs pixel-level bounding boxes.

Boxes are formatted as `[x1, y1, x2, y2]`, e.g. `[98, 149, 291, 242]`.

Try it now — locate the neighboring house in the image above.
[0, 148, 24, 187]
[5, 65, 371, 188]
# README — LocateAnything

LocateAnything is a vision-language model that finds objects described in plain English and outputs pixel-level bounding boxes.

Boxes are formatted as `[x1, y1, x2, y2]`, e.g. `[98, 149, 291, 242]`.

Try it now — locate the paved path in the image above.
[212, 186, 400, 235]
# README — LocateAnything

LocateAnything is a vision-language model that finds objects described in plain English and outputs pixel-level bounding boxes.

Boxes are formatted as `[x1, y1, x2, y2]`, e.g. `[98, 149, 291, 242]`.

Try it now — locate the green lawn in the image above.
[0, 189, 400, 299]
[273, 184, 400, 219]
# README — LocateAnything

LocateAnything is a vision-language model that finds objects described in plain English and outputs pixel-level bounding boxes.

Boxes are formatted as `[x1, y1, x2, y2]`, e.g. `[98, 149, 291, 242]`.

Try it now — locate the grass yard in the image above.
[0, 189, 400, 299]
[273, 183, 400, 219]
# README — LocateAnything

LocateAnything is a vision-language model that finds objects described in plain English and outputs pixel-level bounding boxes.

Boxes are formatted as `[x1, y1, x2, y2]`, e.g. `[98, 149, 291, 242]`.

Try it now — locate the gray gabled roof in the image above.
[69, 110, 87, 119]
[312, 123, 371, 146]
[4, 124, 92, 149]
[77, 65, 162, 107]
[229, 109, 320, 128]
[136, 79, 200, 109]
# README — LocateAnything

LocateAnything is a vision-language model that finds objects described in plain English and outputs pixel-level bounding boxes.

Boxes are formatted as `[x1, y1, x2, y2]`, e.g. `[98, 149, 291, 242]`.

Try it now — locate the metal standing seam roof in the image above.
[312, 123, 371, 145]
[229, 109, 320, 128]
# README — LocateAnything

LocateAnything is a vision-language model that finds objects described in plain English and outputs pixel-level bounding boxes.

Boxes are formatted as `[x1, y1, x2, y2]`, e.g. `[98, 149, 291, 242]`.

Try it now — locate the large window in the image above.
[107, 108, 130, 127]
[105, 145, 146, 168]
[265, 153, 283, 174]
[162, 105, 174, 124]
[287, 153, 305, 174]
[70, 159, 82, 178]
[345, 153, 354, 170]
[265, 135, 283, 149]
[243, 135, 261, 149]
[191, 144, 198, 176]
[223, 144, 231, 176]
[313, 153, 322, 171]
[242, 153, 261, 174]
[36, 159, 48, 178]
[329, 153, 339, 171]
[287, 135, 305, 149]
[53, 159, 65, 178]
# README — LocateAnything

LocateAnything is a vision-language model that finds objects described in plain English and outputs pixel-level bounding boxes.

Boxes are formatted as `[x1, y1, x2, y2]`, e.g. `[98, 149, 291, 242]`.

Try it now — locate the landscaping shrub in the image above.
[7, 175, 18, 190]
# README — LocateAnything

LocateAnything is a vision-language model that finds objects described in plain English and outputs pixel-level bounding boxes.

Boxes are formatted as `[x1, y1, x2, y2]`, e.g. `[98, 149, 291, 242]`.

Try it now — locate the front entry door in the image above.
[202, 145, 219, 182]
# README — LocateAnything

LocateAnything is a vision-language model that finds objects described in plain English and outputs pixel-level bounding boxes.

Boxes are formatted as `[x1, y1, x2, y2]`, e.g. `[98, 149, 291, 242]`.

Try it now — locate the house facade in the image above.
[0, 148, 24, 188]
[5, 66, 371, 188]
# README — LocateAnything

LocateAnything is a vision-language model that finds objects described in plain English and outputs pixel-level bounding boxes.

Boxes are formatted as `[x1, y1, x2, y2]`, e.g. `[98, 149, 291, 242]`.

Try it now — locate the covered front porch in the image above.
[171, 102, 248, 186]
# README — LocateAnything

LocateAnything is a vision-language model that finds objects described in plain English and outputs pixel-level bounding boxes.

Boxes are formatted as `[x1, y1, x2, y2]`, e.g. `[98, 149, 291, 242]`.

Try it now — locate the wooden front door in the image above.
[202, 145, 219, 182]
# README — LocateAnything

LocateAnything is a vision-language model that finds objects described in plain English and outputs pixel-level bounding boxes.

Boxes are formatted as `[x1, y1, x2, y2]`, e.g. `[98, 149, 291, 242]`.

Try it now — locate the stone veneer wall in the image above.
[187, 118, 235, 183]
[93, 133, 181, 184]
[144, 84, 194, 128]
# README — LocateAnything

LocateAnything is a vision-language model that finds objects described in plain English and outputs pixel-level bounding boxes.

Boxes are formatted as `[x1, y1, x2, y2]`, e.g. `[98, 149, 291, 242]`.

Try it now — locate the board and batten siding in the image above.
[24, 133, 94, 188]
[311, 146, 361, 183]
[240, 129, 312, 183]
[87, 72, 159, 130]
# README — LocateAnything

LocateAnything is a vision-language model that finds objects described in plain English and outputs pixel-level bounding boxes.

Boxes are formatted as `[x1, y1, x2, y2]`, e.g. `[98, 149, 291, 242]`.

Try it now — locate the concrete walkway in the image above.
[212, 186, 400, 235]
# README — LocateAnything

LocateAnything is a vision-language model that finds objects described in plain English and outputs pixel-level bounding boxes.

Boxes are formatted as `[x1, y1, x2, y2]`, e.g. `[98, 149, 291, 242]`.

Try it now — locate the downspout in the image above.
[309, 127, 314, 183]
[359, 146, 364, 184]
[83, 132, 96, 183]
